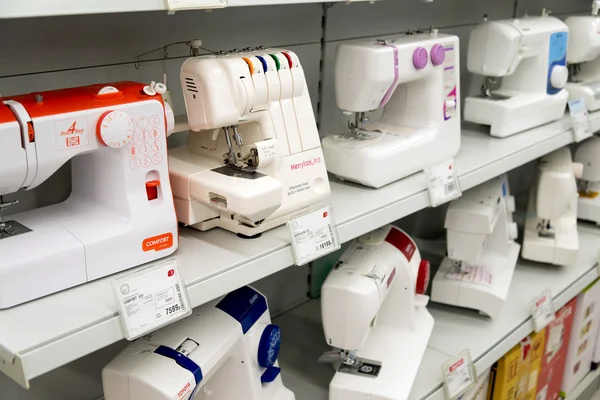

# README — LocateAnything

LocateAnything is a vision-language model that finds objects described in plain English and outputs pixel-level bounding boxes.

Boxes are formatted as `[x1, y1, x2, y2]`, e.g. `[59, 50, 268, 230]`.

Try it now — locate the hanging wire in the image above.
[133, 40, 214, 69]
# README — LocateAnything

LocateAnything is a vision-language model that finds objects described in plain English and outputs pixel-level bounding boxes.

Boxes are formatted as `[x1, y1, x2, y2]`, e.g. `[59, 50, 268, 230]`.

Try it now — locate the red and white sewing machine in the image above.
[0, 82, 178, 308]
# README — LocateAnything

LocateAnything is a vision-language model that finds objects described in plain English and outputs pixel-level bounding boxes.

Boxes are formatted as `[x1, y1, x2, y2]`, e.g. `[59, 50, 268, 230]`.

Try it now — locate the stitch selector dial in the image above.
[97, 110, 134, 149]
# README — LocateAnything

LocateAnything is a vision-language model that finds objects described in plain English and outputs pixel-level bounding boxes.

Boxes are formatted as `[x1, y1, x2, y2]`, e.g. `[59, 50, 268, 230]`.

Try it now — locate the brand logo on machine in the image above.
[61, 121, 85, 136]
[178, 382, 191, 398]
[290, 156, 322, 171]
[55, 117, 89, 151]
[142, 233, 174, 252]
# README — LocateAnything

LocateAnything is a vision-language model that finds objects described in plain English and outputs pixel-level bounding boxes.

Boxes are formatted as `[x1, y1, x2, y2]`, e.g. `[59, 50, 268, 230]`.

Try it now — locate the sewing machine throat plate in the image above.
[338, 357, 382, 378]
[0, 220, 32, 239]
[212, 166, 267, 180]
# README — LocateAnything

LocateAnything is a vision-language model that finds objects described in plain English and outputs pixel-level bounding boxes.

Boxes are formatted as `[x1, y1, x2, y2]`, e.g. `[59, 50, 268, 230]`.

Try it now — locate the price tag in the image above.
[167, 0, 227, 11]
[113, 258, 192, 340]
[568, 98, 592, 142]
[425, 158, 462, 207]
[287, 205, 341, 266]
[442, 350, 476, 400]
[531, 289, 555, 333]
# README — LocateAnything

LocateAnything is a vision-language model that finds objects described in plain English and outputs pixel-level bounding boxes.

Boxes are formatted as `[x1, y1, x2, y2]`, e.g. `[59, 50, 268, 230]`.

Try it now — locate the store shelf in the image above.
[0, 0, 361, 19]
[565, 368, 600, 400]
[276, 226, 600, 400]
[0, 113, 596, 388]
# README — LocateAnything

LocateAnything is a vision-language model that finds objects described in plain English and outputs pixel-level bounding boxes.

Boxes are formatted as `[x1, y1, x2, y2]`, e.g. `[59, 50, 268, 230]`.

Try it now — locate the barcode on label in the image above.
[328, 224, 336, 247]
[175, 283, 185, 312]
[444, 182, 456, 195]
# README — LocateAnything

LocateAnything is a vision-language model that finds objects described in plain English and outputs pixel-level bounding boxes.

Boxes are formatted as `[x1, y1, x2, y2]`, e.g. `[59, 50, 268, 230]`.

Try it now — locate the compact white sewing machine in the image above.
[431, 175, 520, 318]
[575, 136, 600, 224]
[464, 15, 569, 137]
[565, 1, 600, 111]
[169, 47, 330, 237]
[103, 286, 294, 400]
[0, 82, 178, 309]
[321, 31, 460, 188]
[522, 147, 583, 265]
[321, 225, 433, 400]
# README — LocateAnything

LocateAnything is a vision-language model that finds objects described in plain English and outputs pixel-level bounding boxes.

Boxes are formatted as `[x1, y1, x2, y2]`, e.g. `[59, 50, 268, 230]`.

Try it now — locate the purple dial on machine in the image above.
[431, 44, 446, 66]
[413, 47, 428, 70]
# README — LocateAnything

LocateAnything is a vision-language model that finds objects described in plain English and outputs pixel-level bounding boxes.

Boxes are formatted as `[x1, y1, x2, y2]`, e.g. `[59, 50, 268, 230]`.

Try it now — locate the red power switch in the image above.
[415, 259, 431, 295]
[146, 180, 160, 201]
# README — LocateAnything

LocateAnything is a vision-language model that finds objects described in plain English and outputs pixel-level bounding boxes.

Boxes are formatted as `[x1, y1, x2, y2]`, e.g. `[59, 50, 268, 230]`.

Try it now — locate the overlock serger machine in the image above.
[431, 175, 520, 319]
[575, 136, 600, 224]
[564, 1, 600, 111]
[321, 225, 433, 400]
[0, 82, 178, 309]
[522, 147, 583, 265]
[103, 286, 294, 400]
[464, 15, 569, 137]
[169, 48, 330, 237]
[321, 31, 461, 188]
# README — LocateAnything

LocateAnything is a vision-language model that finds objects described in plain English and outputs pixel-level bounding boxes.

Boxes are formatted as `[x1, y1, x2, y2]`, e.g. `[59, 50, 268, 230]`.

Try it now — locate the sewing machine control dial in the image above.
[550, 65, 568, 89]
[431, 44, 446, 66]
[413, 47, 429, 70]
[97, 110, 134, 149]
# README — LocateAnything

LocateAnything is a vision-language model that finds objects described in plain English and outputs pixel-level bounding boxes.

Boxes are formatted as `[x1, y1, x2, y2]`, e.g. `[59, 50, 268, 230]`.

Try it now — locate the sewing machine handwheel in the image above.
[258, 324, 282, 368]
[416, 259, 431, 295]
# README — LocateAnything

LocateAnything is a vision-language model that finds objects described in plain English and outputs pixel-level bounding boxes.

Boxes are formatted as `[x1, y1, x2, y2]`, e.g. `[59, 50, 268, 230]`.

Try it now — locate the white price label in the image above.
[442, 350, 476, 400]
[531, 289, 555, 333]
[113, 258, 191, 340]
[287, 205, 341, 266]
[568, 98, 592, 142]
[425, 158, 462, 207]
[167, 0, 226, 11]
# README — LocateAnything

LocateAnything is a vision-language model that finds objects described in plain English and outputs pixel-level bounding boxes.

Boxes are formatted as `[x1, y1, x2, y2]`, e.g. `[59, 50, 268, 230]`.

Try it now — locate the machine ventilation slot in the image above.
[185, 77, 198, 93]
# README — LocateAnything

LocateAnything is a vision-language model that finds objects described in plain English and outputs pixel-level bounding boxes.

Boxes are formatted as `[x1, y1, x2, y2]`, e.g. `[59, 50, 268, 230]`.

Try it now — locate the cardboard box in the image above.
[536, 297, 576, 400]
[562, 279, 600, 396]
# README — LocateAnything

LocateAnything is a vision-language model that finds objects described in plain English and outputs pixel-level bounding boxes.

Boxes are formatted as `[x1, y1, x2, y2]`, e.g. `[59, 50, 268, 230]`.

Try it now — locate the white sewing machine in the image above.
[321, 225, 433, 400]
[321, 31, 460, 188]
[0, 82, 178, 309]
[431, 175, 520, 318]
[522, 147, 583, 265]
[169, 48, 330, 237]
[565, 2, 600, 111]
[575, 136, 600, 224]
[464, 15, 569, 137]
[103, 286, 294, 400]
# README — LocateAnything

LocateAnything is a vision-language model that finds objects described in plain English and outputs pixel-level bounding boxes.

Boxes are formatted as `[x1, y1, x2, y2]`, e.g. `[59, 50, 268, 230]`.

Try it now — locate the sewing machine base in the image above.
[464, 90, 568, 137]
[329, 307, 434, 400]
[0, 197, 177, 309]
[431, 242, 520, 319]
[522, 216, 579, 265]
[578, 194, 600, 225]
[565, 81, 600, 112]
[321, 127, 460, 188]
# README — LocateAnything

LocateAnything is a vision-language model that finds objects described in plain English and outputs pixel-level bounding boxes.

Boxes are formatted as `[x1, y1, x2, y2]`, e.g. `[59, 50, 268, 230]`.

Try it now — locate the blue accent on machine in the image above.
[547, 31, 568, 95]
[216, 286, 268, 334]
[258, 324, 282, 368]
[154, 345, 203, 384]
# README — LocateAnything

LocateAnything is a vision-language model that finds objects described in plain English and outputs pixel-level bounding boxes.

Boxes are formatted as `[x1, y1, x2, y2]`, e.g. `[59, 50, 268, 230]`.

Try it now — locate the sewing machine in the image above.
[321, 31, 461, 188]
[0, 82, 178, 309]
[321, 225, 433, 400]
[103, 286, 294, 400]
[522, 147, 583, 265]
[169, 48, 330, 237]
[431, 175, 520, 318]
[575, 136, 600, 224]
[464, 15, 569, 137]
[564, 2, 600, 111]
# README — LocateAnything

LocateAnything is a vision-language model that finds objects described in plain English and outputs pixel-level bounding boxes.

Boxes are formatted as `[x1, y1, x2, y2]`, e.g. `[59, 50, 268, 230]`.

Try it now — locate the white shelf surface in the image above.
[276, 226, 600, 400]
[0, 113, 597, 387]
[566, 367, 600, 400]
[0, 0, 367, 19]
